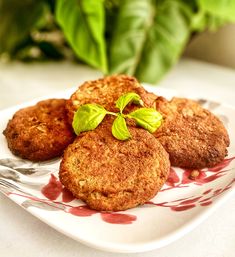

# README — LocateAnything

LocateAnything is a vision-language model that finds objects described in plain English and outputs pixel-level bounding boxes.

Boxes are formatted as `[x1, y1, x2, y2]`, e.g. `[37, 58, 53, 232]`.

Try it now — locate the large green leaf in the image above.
[108, 0, 192, 83]
[56, 0, 107, 72]
[136, 0, 192, 83]
[0, 0, 47, 54]
[108, 0, 153, 76]
[199, 0, 235, 22]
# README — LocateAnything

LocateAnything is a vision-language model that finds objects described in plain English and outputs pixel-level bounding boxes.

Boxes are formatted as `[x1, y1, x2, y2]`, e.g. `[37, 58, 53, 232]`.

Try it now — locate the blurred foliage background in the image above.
[0, 0, 235, 83]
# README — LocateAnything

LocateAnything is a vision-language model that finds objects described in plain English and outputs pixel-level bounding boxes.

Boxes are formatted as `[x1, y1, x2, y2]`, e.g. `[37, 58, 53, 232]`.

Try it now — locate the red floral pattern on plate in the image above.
[3, 156, 235, 224]
[149, 157, 235, 212]
[6, 174, 136, 225]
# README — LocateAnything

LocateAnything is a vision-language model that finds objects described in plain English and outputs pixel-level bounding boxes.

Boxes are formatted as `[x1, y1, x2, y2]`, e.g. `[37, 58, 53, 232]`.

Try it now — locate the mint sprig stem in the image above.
[72, 92, 162, 140]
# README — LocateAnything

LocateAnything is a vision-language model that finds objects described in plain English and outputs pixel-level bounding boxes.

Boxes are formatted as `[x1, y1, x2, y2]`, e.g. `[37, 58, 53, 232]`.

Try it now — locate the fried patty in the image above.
[3, 99, 75, 161]
[59, 121, 170, 211]
[66, 74, 157, 124]
[154, 97, 230, 169]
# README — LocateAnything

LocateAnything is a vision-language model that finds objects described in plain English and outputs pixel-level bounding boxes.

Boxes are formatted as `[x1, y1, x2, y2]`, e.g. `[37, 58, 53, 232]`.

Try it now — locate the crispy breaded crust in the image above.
[66, 74, 157, 124]
[154, 97, 230, 169]
[59, 121, 170, 211]
[3, 99, 75, 161]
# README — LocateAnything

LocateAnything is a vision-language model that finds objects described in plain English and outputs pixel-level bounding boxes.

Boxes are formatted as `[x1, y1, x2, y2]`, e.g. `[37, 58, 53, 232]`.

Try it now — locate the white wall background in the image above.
[185, 24, 235, 69]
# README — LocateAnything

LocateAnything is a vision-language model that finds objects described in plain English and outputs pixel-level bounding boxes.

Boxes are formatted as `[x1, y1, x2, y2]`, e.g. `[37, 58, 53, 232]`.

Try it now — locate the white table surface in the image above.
[0, 58, 234, 257]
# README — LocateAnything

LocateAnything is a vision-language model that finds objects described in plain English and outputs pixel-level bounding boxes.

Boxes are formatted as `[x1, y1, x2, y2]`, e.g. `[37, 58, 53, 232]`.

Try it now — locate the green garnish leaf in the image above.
[115, 92, 143, 113]
[72, 104, 107, 135]
[112, 114, 131, 141]
[128, 108, 162, 133]
[72, 92, 162, 140]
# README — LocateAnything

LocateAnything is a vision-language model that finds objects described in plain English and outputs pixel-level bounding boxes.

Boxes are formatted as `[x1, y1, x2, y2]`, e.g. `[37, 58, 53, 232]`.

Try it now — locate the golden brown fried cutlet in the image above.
[59, 120, 170, 211]
[3, 99, 75, 161]
[66, 74, 157, 124]
[154, 97, 230, 169]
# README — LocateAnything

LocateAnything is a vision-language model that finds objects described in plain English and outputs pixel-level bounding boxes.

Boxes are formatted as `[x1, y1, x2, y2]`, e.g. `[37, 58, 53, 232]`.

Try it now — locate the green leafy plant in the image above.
[1, 0, 235, 83]
[56, 0, 107, 72]
[72, 92, 163, 140]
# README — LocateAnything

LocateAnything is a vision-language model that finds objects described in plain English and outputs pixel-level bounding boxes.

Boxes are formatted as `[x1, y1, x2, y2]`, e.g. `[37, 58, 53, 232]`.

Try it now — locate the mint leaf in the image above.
[112, 114, 131, 140]
[72, 93, 162, 140]
[56, 0, 107, 72]
[72, 104, 107, 135]
[115, 92, 143, 113]
[128, 108, 162, 133]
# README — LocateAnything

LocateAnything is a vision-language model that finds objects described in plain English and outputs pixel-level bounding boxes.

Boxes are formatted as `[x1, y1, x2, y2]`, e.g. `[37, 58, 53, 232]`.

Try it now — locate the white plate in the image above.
[0, 86, 234, 253]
